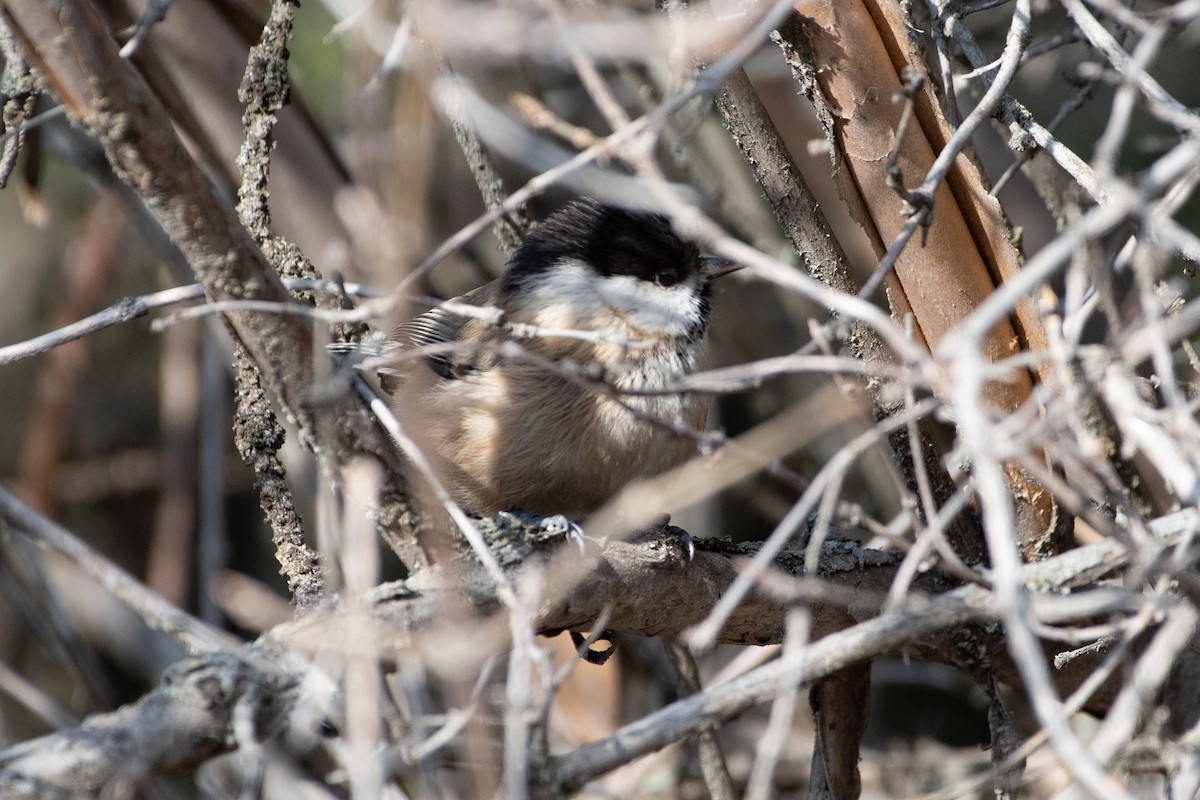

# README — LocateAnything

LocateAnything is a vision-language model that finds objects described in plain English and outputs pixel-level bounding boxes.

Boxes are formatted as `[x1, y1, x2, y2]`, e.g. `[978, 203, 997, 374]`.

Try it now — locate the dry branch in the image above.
[106, 0, 357, 270]
[777, 2, 1063, 558]
[0, 646, 303, 799]
[0, 0, 419, 570]
[1, 0, 308, 393]
[2, 507, 1196, 794]
[714, 52, 987, 567]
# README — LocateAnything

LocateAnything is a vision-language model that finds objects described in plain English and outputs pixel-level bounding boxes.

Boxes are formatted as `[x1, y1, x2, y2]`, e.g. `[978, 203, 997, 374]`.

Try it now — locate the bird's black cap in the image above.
[501, 199, 704, 293]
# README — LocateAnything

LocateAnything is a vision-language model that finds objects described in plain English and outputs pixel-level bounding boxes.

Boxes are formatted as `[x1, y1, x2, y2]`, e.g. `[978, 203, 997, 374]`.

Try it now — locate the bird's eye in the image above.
[653, 269, 679, 287]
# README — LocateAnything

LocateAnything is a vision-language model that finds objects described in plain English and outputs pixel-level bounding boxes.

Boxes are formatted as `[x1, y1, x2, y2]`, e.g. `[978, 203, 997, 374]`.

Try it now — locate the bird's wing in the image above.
[388, 305, 471, 382]
[383, 287, 501, 389]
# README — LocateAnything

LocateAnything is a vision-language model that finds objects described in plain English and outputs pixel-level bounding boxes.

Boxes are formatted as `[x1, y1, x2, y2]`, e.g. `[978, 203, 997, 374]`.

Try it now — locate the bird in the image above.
[376, 198, 740, 523]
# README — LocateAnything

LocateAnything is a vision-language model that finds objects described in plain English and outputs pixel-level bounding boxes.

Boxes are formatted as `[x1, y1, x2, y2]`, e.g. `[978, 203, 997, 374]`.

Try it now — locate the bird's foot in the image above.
[498, 509, 586, 554]
[631, 513, 695, 562]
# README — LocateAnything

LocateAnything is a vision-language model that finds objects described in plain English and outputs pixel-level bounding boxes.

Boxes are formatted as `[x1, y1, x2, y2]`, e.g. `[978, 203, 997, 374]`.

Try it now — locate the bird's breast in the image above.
[407, 336, 708, 517]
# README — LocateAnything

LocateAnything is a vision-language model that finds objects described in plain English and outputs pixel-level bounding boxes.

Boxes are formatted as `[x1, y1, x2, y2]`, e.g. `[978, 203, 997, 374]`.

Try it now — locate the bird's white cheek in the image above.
[594, 275, 703, 337]
[519, 260, 704, 338]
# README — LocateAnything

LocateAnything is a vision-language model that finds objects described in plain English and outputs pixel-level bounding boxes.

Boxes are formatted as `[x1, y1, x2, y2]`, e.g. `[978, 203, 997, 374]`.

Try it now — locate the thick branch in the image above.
[2, 0, 308, 397]
[0, 0, 418, 565]
[0, 645, 302, 798]
[714, 60, 987, 565]
[1, 511, 1197, 793]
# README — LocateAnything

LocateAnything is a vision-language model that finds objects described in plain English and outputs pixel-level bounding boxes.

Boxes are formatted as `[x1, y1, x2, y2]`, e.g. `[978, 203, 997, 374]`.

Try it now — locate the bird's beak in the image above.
[698, 256, 743, 279]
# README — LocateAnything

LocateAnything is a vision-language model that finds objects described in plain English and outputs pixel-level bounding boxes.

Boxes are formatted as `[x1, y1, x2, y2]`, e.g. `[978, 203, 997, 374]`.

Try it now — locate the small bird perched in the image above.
[381, 198, 739, 521]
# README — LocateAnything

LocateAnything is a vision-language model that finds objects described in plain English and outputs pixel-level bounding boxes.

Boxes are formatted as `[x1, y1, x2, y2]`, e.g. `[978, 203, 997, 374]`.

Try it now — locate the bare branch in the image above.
[0, 485, 233, 654]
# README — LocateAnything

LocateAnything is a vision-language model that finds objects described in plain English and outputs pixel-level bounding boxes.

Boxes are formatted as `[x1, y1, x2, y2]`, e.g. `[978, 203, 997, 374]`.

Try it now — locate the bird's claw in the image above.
[676, 527, 696, 562]
[540, 514, 587, 554]
[635, 514, 695, 562]
[500, 509, 587, 555]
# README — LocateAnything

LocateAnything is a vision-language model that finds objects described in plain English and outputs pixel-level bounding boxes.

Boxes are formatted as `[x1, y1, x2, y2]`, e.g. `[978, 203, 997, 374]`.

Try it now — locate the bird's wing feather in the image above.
[388, 305, 472, 382]
[384, 286, 502, 388]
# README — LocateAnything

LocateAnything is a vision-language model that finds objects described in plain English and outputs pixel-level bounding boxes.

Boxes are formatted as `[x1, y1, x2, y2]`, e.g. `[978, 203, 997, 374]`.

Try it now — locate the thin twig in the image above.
[0, 485, 234, 653]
